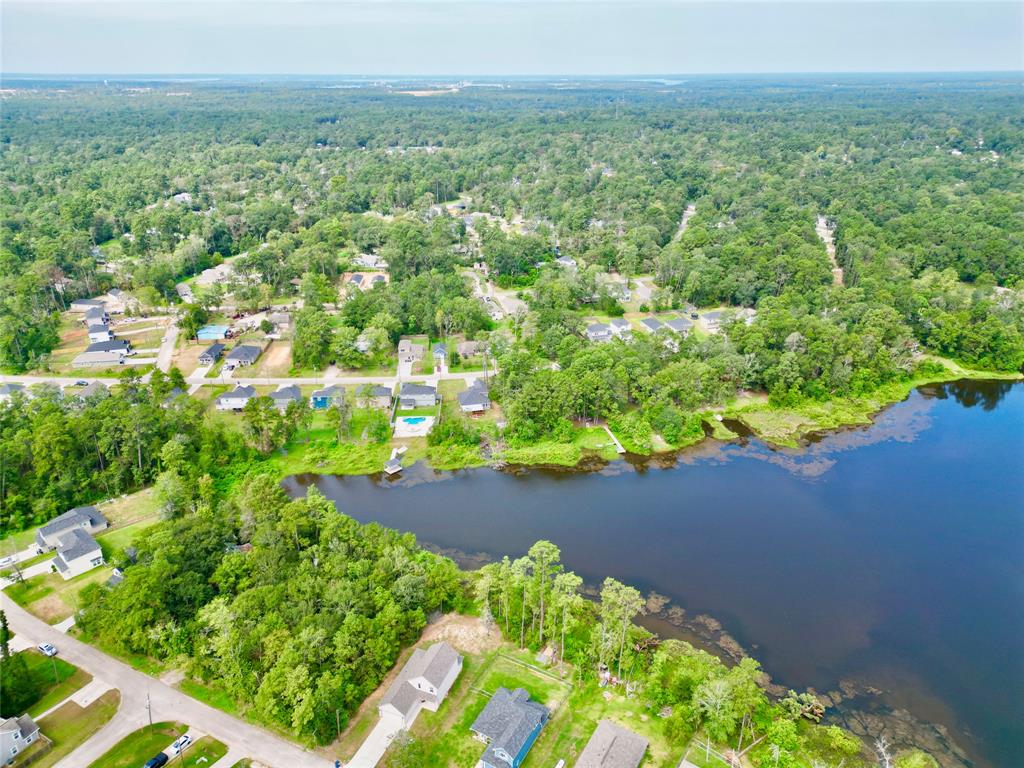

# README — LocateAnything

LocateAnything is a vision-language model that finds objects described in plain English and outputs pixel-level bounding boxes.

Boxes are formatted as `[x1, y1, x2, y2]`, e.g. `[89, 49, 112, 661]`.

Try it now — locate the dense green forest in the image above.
[1, 76, 1022, 530]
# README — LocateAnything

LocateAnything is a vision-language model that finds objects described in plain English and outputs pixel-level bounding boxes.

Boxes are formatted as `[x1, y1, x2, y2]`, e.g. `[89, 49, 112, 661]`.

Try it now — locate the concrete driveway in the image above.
[0, 595, 332, 768]
[347, 717, 403, 768]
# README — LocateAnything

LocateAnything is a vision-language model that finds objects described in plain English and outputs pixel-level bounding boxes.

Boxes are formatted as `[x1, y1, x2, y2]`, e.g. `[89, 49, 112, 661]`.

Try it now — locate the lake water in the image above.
[283, 380, 1024, 768]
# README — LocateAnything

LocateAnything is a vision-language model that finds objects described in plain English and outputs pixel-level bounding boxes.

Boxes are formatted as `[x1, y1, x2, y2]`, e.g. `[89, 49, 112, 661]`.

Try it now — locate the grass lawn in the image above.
[19, 650, 93, 718]
[180, 736, 228, 767]
[99, 487, 161, 526]
[0, 527, 40, 553]
[86, 721, 187, 768]
[97, 518, 160, 558]
[387, 652, 572, 768]
[33, 689, 121, 768]
[9, 567, 114, 624]
[178, 678, 243, 719]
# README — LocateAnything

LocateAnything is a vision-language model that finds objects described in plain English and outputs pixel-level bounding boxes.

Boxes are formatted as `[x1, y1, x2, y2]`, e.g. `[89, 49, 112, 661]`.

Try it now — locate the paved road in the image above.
[1, 595, 332, 768]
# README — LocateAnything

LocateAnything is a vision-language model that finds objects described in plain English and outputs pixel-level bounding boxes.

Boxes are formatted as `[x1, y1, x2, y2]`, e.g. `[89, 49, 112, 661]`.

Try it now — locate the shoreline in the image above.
[270, 365, 1022, 478]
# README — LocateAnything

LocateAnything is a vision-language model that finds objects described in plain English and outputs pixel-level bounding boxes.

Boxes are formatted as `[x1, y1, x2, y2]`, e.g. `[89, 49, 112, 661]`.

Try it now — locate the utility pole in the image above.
[146, 691, 153, 730]
[335, 708, 341, 740]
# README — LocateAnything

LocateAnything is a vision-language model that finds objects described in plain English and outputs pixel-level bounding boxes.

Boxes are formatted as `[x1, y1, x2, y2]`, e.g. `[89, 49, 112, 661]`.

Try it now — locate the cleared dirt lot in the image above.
[251, 341, 292, 377]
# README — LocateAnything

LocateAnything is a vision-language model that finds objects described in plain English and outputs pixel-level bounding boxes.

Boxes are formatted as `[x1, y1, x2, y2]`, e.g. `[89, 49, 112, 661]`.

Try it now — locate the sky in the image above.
[2, 1, 1022, 76]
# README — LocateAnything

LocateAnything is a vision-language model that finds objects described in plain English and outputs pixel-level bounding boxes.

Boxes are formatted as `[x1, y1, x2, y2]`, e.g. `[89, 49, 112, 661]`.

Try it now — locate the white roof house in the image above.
[53, 528, 104, 580]
[378, 642, 463, 729]
[216, 385, 257, 411]
[586, 323, 613, 343]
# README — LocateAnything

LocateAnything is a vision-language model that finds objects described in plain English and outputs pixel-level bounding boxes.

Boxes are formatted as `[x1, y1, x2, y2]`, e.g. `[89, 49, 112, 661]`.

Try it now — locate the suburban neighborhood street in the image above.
[1, 594, 334, 768]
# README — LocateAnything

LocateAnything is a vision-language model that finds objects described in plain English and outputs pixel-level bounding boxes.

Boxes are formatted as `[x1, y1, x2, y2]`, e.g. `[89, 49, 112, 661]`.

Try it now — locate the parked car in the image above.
[171, 735, 192, 754]
[75, 380, 89, 386]
[37, 643, 58, 657]
[143, 754, 169, 768]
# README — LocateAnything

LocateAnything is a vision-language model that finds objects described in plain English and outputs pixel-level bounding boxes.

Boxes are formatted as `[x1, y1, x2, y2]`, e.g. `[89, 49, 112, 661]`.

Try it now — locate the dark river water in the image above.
[283, 380, 1024, 768]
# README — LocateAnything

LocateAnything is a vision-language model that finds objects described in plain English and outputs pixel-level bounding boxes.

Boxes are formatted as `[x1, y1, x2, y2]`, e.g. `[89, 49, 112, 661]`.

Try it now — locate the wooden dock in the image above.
[603, 424, 626, 454]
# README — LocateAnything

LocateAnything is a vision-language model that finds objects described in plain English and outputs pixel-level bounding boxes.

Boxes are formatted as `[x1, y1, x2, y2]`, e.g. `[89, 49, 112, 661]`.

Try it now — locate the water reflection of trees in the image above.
[921, 379, 1016, 411]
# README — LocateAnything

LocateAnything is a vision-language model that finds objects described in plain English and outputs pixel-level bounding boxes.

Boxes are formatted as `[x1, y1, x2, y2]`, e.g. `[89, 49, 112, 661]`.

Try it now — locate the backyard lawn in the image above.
[86, 721, 186, 768]
[32, 690, 121, 768]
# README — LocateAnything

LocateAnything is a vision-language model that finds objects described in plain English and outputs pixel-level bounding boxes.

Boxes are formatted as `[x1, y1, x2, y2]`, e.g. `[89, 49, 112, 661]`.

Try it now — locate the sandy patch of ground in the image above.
[30, 594, 71, 624]
[175, 342, 206, 376]
[421, 612, 502, 656]
[252, 340, 292, 377]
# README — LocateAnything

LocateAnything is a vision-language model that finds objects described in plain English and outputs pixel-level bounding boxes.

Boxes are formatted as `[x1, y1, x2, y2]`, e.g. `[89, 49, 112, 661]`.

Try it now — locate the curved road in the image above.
[1, 595, 332, 768]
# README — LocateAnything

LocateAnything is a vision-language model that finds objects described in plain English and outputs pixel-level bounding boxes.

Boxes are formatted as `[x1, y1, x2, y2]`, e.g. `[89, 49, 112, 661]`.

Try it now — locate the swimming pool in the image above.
[197, 324, 229, 340]
[401, 417, 427, 425]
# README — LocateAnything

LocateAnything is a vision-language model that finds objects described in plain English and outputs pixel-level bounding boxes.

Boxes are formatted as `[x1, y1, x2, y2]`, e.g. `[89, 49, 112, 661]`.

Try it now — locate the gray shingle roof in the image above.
[0, 383, 24, 396]
[313, 384, 347, 399]
[640, 318, 663, 332]
[226, 345, 261, 364]
[225, 385, 256, 398]
[665, 317, 693, 333]
[86, 339, 131, 353]
[271, 385, 301, 402]
[380, 642, 461, 718]
[77, 382, 109, 399]
[609, 318, 630, 329]
[575, 720, 649, 768]
[55, 527, 101, 564]
[199, 342, 225, 359]
[458, 383, 490, 408]
[38, 506, 108, 540]
[471, 687, 548, 767]
[358, 384, 392, 398]
[400, 383, 436, 397]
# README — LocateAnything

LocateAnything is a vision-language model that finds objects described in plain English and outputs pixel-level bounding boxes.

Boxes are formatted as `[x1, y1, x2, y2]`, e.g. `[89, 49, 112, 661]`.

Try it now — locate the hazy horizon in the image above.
[3, 1, 1022, 76]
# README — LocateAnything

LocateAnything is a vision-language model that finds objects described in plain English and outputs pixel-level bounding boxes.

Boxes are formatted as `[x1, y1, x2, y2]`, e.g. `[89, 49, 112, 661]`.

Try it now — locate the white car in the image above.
[171, 735, 192, 755]
[37, 643, 58, 657]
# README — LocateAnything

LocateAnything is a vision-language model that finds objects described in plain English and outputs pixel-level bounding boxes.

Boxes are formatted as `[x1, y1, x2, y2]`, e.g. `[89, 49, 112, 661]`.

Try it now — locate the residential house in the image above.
[664, 317, 693, 336]
[196, 325, 229, 341]
[0, 714, 40, 765]
[575, 720, 649, 768]
[74, 381, 109, 401]
[72, 351, 126, 368]
[355, 333, 372, 354]
[433, 342, 448, 363]
[457, 340, 485, 358]
[69, 298, 105, 313]
[609, 318, 632, 340]
[358, 384, 393, 409]
[267, 312, 292, 334]
[378, 642, 463, 730]
[639, 317, 663, 333]
[35, 506, 109, 552]
[586, 323, 613, 343]
[311, 384, 347, 410]
[470, 687, 549, 768]
[270, 385, 301, 412]
[398, 339, 425, 363]
[86, 339, 132, 355]
[0, 383, 25, 403]
[84, 306, 109, 325]
[87, 324, 114, 342]
[198, 342, 225, 365]
[555, 256, 577, 270]
[216, 384, 257, 411]
[348, 274, 365, 289]
[703, 308, 757, 334]
[52, 528, 104, 580]
[399, 383, 438, 409]
[163, 387, 187, 407]
[224, 345, 261, 370]
[457, 380, 490, 414]
[353, 253, 387, 270]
